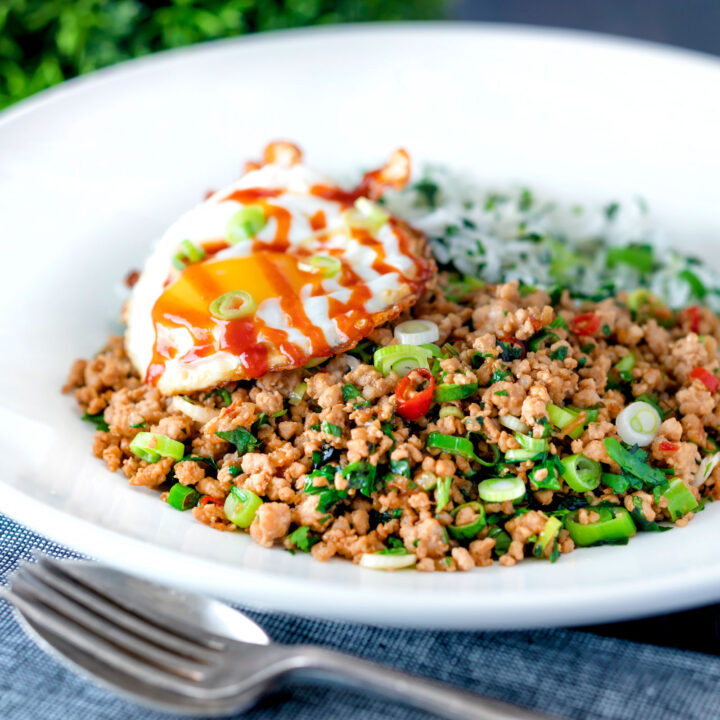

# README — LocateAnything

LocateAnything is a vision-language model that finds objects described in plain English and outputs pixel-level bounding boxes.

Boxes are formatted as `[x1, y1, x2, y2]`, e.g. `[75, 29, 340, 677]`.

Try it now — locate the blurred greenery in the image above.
[0, 0, 448, 109]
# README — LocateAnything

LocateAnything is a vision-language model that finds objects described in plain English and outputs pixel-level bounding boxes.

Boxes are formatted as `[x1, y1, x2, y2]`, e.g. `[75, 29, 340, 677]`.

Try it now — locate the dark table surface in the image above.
[449, 0, 720, 655]
[453, 0, 720, 58]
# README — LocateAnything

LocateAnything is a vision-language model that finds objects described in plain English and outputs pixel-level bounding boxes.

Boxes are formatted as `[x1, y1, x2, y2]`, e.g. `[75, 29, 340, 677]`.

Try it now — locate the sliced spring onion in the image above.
[615, 401, 661, 447]
[439, 406, 464, 419]
[498, 415, 530, 434]
[546, 403, 587, 440]
[415, 471, 438, 491]
[565, 507, 636, 547]
[626, 288, 661, 312]
[560, 454, 601, 492]
[288, 382, 307, 406]
[352, 197, 390, 231]
[129, 432, 184, 463]
[209, 290, 256, 320]
[434, 476, 453, 513]
[172, 239, 205, 270]
[419, 343, 444, 357]
[426, 432, 477, 461]
[167, 483, 200, 510]
[435, 382, 478, 402]
[448, 502, 486, 539]
[477, 476, 526, 503]
[226, 205, 266, 244]
[169, 396, 220, 424]
[373, 344, 430, 377]
[224, 486, 263, 528]
[360, 550, 416, 571]
[663, 478, 698, 521]
[394, 320, 440, 345]
[533, 516, 562, 558]
[614, 352, 636, 376]
[310, 255, 341, 278]
[515, 434, 548, 453]
[694, 452, 720, 487]
[504, 434, 547, 462]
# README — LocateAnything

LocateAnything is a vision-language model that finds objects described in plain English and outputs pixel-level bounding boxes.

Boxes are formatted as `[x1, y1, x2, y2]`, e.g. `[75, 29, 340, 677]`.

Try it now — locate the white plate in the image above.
[1, 23, 720, 629]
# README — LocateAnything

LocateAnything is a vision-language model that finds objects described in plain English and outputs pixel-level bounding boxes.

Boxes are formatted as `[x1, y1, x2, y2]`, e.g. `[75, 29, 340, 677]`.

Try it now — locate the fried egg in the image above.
[125, 143, 435, 395]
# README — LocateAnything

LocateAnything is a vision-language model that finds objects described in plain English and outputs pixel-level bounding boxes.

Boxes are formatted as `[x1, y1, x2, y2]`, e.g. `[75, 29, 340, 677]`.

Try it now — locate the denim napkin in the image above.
[2, 512, 719, 720]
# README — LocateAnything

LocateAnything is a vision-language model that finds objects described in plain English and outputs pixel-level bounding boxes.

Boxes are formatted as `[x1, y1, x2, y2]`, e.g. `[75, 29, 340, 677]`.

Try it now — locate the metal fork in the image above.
[1, 556, 556, 719]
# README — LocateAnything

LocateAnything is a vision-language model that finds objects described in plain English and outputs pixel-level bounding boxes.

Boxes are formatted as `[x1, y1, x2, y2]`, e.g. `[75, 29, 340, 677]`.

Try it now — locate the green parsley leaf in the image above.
[287, 526, 319, 552]
[342, 383, 362, 402]
[603, 438, 667, 488]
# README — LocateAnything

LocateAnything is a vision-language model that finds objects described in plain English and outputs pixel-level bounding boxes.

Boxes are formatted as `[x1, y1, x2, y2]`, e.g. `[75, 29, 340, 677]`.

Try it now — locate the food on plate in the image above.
[65, 142, 720, 572]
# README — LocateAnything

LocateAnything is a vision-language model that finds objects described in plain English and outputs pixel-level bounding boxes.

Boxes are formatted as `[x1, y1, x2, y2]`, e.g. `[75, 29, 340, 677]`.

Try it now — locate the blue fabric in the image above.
[2, 512, 719, 720]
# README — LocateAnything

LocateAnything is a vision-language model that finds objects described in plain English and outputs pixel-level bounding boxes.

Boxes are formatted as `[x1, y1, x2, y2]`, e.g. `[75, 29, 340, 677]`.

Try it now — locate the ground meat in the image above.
[249, 503, 291, 547]
[68, 276, 720, 572]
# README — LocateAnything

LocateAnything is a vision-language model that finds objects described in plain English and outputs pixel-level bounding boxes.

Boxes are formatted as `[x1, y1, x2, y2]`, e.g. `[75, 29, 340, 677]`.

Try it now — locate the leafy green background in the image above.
[0, 0, 448, 110]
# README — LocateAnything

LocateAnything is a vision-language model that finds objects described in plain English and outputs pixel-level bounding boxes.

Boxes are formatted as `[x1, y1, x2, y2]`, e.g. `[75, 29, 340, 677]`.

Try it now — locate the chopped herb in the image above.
[629, 496, 672, 533]
[494, 390, 509, 397]
[550, 316, 569, 330]
[177, 455, 219, 472]
[496, 338, 524, 361]
[312, 443, 337, 468]
[604, 202, 620, 221]
[381, 422, 396, 447]
[602, 324, 611, 336]
[228, 465, 241, 477]
[321, 420, 343, 437]
[342, 383, 362, 402]
[606, 244, 654, 273]
[130, 419, 146, 429]
[518, 188, 533, 212]
[353, 399, 372, 409]
[580, 343, 595, 354]
[82, 411, 109, 432]
[287, 526, 319, 553]
[550, 346, 568, 361]
[342, 461, 378, 497]
[215, 427, 259, 456]
[678, 269, 707, 298]
[491, 368, 510, 383]
[389, 459, 411, 478]
[603, 438, 668, 488]
[310, 423, 321, 431]
[413, 179, 439, 207]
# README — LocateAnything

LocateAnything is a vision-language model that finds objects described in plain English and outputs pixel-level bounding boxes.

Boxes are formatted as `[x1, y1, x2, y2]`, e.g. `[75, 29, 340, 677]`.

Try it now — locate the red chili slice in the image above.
[658, 441, 679, 452]
[395, 368, 436, 421]
[200, 496, 224, 507]
[690, 366, 719, 393]
[686, 305, 701, 333]
[499, 336, 527, 360]
[571, 313, 600, 336]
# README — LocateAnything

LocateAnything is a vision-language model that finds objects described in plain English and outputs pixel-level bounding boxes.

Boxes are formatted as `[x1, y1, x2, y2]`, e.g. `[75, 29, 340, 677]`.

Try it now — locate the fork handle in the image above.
[284, 645, 556, 720]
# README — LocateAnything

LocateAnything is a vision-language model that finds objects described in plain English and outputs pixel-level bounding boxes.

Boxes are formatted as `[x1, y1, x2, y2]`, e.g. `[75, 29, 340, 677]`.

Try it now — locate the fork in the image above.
[1, 556, 556, 719]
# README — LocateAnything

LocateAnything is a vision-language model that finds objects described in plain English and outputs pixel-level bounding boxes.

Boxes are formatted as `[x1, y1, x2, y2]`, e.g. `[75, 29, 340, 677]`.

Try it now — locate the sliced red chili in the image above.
[200, 496, 224, 507]
[498, 336, 527, 360]
[659, 441, 679, 452]
[686, 305, 701, 333]
[571, 312, 600, 336]
[690, 366, 719, 393]
[395, 368, 436, 422]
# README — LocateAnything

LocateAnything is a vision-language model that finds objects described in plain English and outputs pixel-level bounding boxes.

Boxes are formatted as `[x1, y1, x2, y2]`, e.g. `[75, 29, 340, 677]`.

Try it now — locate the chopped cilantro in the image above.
[580, 343, 596, 354]
[413, 179, 439, 207]
[310, 423, 321, 431]
[606, 244, 654, 273]
[228, 465, 241, 477]
[550, 316, 569, 330]
[496, 338, 524, 362]
[130, 419, 146, 429]
[287, 526, 319, 553]
[602, 324, 611, 336]
[494, 390, 509, 397]
[550, 346, 568, 361]
[215, 427, 259, 456]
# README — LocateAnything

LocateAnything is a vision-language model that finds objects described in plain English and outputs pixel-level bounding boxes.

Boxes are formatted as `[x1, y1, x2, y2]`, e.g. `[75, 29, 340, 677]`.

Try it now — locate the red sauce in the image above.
[147, 174, 434, 387]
